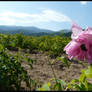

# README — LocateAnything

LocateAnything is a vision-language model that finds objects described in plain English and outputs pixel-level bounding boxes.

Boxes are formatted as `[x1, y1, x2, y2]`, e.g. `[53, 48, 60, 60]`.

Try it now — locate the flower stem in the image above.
[46, 56, 57, 83]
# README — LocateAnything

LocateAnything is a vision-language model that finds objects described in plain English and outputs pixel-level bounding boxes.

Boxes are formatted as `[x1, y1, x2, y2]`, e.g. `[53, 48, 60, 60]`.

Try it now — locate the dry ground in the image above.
[9, 50, 90, 90]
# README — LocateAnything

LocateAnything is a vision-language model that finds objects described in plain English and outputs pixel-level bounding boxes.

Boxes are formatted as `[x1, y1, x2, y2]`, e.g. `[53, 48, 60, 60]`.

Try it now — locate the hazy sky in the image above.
[0, 1, 92, 31]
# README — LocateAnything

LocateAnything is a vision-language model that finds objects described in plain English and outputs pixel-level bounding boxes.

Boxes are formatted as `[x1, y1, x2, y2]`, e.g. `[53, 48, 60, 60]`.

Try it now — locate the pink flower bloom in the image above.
[64, 22, 92, 63]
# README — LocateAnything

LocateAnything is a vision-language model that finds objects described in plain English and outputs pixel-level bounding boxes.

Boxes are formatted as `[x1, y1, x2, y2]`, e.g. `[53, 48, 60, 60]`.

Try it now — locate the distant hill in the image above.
[0, 25, 71, 36]
[0, 25, 53, 34]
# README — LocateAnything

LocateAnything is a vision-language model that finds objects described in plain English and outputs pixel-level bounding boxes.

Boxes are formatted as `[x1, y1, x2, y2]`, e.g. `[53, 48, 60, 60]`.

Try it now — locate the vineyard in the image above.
[0, 33, 92, 91]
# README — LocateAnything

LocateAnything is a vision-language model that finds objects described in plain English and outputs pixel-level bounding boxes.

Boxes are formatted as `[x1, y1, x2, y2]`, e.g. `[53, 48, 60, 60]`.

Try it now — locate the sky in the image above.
[0, 1, 92, 31]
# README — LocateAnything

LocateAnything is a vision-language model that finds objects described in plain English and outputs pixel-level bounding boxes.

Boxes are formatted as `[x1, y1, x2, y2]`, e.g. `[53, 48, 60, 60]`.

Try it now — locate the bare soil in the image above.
[9, 50, 90, 90]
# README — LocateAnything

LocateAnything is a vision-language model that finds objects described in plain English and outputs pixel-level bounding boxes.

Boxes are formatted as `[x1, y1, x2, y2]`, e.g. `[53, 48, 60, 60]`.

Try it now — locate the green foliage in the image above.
[0, 42, 36, 90]
[37, 82, 51, 91]
[0, 33, 70, 58]
[57, 56, 70, 68]
[67, 64, 92, 91]
[37, 79, 66, 91]
[0, 33, 70, 57]
[53, 79, 66, 91]
[24, 53, 36, 69]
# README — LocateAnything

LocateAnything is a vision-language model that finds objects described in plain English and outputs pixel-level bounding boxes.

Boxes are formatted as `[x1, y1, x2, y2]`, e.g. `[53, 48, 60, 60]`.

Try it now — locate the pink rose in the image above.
[64, 22, 92, 63]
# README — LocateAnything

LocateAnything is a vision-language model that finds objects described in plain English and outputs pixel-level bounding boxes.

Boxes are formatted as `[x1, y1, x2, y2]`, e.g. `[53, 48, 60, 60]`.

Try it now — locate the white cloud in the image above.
[0, 10, 72, 26]
[80, 1, 87, 5]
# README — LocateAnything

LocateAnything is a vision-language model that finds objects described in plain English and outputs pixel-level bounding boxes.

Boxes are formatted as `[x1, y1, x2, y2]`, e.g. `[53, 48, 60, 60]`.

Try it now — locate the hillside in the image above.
[0, 25, 71, 36]
[0, 25, 53, 34]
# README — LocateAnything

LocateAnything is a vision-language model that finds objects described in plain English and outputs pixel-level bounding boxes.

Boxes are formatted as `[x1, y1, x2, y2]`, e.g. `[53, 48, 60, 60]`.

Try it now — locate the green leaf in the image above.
[37, 82, 51, 91]
[56, 79, 66, 87]
[85, 64, 92, 78]
[84, 80, 88, 91]
[57, 56, 70, 68]
[53, 83, 62, 91]
[70, 79, 79, 84]
[29, 64, 33, 69]
[79, 73, 86, 83]
[11, 42, 15, 47]
[0, 44, 4, 51]
[88, 83, 92, 91]
[79, 83, 87, 91]
[53, 79, 66, 91]
[68, 79, 79, 90]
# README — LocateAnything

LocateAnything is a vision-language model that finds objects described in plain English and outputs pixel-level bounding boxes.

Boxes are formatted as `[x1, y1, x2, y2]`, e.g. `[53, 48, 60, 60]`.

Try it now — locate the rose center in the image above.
[80, 44, 87, 51]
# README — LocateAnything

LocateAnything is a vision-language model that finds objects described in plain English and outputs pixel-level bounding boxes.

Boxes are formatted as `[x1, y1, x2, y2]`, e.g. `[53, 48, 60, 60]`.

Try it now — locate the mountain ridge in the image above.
[0, 25, 71, 36]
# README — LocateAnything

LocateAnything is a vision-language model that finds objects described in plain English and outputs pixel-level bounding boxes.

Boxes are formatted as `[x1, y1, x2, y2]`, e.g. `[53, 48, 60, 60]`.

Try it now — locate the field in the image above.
[0, 33, 91, 91]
